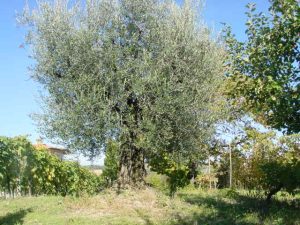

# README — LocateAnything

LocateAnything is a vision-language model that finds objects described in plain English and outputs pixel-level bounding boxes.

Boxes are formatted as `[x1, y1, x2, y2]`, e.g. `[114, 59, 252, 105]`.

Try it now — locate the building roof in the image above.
[34, 139, 70, 155]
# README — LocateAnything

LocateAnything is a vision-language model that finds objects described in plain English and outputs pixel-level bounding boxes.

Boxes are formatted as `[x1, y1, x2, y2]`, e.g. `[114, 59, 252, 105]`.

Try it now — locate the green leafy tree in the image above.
[102, 140, 119, 186]
[149, 151, 190, 197]
[260, 134, 300, 202]
[216, 128, 300, 202]
[240, 129, 279, 190]
[260, 159, 300, 203]
[216, 146, 245, 189]
[20, 0, 228, 187]
[224, 0, 300, 133]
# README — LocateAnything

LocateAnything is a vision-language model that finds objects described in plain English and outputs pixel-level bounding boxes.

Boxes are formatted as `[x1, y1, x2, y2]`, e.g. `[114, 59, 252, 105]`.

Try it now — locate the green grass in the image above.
[0, 188, 299, 225]
[176, 188, 300, 225]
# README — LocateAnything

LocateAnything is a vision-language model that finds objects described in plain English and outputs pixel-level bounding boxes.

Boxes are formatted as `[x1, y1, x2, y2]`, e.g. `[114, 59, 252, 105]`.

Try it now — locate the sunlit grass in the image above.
[0, 188, 299, 225]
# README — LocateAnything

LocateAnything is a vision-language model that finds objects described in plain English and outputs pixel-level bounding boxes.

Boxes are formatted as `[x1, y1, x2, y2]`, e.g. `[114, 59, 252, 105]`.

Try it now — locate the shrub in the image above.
[145, 172, 169, 193]
[0, 136, 102, 197]
[149, 152, 190, 197]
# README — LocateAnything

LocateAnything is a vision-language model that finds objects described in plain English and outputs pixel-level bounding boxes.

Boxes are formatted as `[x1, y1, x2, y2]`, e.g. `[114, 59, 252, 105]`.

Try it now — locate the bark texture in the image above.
[117, 93, 146, 189]
[117, 145, 146, 189]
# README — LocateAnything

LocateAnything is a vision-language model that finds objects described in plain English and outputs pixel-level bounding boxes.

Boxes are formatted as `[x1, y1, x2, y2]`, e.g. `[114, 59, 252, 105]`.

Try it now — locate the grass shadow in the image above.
[0, 208, 33, 225]
[172, 191, 300, 225]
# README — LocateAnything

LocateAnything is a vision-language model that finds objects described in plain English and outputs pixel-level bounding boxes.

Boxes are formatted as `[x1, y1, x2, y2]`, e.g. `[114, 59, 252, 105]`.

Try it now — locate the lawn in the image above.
[0, 188, 299, 225]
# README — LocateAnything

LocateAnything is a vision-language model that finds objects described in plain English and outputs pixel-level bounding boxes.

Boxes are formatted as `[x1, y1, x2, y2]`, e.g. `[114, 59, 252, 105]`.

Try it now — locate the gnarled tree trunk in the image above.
[117, 145, 146, 189]
[117, 93, 146, 189]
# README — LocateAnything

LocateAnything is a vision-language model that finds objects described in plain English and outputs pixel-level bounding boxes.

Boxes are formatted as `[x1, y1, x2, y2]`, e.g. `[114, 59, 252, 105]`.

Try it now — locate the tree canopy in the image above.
[224, 0, 300, 133]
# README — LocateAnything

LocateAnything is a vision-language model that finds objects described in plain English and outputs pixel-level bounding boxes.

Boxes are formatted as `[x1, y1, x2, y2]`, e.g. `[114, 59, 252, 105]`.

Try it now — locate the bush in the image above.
[149, 152, 190, 197]
[145, 172, 169, 193]
[0, 136, 103, 197]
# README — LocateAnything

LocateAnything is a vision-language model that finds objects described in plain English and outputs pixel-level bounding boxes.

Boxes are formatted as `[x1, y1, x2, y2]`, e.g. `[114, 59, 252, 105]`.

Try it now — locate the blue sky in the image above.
[0, 0, 270, 164]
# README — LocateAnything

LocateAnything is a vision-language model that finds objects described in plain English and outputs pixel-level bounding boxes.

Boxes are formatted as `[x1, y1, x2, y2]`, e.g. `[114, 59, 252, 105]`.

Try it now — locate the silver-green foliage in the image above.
[20, 0, 227, 160]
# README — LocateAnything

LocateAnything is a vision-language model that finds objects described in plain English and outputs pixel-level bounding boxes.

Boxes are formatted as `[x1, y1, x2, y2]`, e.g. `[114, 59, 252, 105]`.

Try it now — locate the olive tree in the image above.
[20, 0, 227, 188]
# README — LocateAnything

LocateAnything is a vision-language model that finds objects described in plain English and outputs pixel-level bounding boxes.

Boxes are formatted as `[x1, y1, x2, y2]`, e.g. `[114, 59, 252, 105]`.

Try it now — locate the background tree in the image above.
[102, 140, 119, 187]
[239, 128, 279, 190]
[216, 127, 300, 202]
[224, 0, 300, 133]
[216, 142, 245, 189]
[260, 134, 300, 202]
[20, 0, 228, 188]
